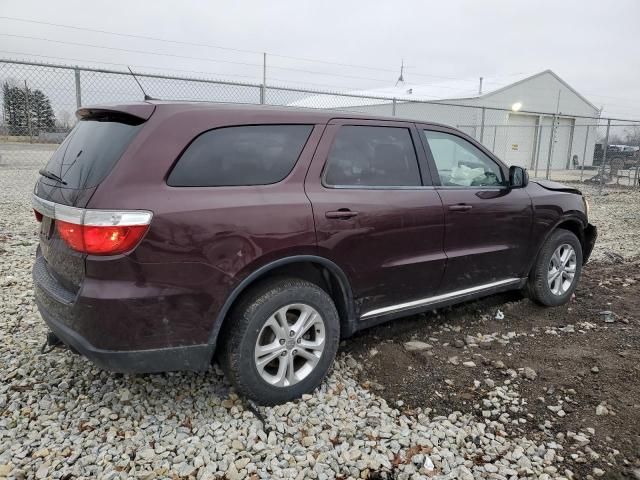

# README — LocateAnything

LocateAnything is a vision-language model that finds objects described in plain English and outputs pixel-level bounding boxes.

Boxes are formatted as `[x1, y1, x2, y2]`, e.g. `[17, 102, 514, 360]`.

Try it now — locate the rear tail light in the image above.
[32, 195, 152, 255]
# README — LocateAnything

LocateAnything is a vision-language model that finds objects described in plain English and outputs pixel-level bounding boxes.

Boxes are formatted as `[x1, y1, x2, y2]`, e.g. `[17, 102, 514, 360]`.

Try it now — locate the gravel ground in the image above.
[579, 183, 640, 261]
[1, 167, 639, 480]
[348, 260, 640, 479]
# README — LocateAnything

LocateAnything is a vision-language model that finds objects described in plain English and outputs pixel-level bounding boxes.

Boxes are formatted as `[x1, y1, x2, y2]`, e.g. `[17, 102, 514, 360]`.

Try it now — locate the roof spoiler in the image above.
[76, 103, 156, 122]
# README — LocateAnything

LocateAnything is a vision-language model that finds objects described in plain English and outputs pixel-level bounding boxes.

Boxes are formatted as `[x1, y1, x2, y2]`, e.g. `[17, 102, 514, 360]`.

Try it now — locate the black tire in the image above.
[217, 277, 340, 405]
[527, 229, 583, 306]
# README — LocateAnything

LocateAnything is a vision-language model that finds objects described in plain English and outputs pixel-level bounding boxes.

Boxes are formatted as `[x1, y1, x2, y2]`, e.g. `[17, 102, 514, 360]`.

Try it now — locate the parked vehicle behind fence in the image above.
[32, 102, 597, 404]
[593, 143, 640, 169]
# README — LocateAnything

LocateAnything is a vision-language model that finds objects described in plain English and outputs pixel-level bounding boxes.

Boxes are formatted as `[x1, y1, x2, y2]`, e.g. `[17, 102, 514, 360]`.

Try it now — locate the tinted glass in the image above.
[423, 130, 504, 187]
[168, 125, 313, 187]
[43, 117, 143, 189]
[324, 126, 421, 187]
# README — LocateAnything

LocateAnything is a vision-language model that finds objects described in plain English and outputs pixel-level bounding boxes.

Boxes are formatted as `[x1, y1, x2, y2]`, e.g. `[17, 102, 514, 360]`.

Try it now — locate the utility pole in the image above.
[395, 59, 405, 86]
[478, 77, 483, 95]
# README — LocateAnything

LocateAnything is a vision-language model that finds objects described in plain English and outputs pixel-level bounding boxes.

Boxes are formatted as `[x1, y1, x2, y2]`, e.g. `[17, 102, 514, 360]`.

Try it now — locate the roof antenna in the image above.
[395, 59, 405, 86]
[127, 66, 155, 101]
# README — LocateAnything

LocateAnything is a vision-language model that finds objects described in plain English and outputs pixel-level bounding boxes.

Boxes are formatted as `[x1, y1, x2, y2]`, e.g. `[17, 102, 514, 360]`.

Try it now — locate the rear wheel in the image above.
[527, 229, 583, 306]
[218, 277, 340, 405]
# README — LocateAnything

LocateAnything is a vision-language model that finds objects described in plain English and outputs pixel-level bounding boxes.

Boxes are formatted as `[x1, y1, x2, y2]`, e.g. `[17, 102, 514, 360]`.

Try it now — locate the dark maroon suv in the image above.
[32, 102, 596, 404]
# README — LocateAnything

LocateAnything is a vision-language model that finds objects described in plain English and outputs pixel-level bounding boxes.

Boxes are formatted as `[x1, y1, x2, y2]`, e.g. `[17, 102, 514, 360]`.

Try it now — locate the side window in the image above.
[423, 130, 504, 187]
[168, 124, 313, 186]
[324, 125, 421, 187]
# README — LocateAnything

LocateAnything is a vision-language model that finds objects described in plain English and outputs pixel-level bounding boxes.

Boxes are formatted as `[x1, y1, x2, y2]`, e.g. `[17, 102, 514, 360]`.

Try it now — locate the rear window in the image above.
[42, 116, 143, 189]
[167, 125, 313, 187]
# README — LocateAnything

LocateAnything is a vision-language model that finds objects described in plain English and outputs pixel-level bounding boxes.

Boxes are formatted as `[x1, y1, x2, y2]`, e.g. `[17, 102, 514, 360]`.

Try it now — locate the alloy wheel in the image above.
[548, 243, 577, 296]
[253, 303, 326, 387]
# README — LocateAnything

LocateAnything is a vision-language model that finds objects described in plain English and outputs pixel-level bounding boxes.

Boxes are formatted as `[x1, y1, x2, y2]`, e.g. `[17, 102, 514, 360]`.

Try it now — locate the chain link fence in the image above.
[2, 58, 640, 191]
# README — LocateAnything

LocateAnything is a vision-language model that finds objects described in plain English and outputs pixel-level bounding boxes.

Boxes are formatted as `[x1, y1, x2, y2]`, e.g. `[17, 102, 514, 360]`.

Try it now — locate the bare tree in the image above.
[601, 132, 624, 145]
[56, 110, 73, 131]
[623, 125, 640, 146]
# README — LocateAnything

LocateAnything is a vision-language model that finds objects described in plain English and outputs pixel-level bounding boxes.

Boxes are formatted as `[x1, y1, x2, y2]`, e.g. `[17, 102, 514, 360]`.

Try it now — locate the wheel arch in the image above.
[528, 216, 587, 275]
[207, 255, 356, 352]
[554, 218, 586, 250]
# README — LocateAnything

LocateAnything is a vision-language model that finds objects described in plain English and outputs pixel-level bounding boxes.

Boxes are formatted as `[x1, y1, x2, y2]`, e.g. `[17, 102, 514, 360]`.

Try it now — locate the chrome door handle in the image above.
[325, 209, 359, 219]
[448, 204, 473, 211]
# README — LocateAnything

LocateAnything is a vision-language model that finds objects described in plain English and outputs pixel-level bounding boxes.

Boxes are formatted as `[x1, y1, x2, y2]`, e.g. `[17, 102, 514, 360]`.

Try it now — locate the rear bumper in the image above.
[38, 300, 212, 373]
[583, 223, 597, 264]
[33, 252, 213, 373]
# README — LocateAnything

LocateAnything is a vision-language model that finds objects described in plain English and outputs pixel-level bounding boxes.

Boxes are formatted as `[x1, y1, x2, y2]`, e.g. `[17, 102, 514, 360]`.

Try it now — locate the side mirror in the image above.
[509, 165, 529, 188]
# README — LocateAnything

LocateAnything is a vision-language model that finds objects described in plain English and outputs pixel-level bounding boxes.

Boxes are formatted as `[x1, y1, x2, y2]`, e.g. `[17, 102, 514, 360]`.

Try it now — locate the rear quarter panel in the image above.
[83, 106, 325, 349]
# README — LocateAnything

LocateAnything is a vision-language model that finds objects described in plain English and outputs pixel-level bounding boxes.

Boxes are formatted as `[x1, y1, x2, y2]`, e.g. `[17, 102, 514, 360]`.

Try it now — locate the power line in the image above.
[2, 15, 639, 104]
[0, 15, 261, 56]
[0, 15, 487, 84]
[2, 16, 640, 110]
[0, 50, 263, 81]
[0, 33, 265, 69]
[3, 33, 482, 87]
[0, 49, 383, 92]
[0, 33, 396, 84]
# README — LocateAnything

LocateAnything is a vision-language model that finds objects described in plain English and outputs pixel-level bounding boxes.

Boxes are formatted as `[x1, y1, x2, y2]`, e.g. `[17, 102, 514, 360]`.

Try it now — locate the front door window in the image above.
[422, 130, 503, 187]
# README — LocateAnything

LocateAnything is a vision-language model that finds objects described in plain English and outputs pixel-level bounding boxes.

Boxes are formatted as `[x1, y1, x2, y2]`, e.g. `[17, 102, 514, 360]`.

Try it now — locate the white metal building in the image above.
[291, 70, 600, 171]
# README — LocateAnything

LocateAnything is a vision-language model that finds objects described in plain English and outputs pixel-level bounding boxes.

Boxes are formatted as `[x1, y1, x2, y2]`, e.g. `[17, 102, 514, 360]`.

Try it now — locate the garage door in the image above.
[504, 114, 537, 168]
[551, 118, 574, 169]
[535, 117, 575, 173]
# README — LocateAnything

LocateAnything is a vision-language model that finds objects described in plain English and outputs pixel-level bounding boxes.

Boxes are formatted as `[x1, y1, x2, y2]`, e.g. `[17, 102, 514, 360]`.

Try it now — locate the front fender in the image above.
[583, 224, 598, 264]
[526, 214, 590, 275]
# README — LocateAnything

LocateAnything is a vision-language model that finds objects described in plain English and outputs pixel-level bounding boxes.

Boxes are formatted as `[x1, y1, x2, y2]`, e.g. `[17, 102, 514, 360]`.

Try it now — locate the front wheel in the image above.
[218, 277, 340, 405]
[527, 229, 583, 306]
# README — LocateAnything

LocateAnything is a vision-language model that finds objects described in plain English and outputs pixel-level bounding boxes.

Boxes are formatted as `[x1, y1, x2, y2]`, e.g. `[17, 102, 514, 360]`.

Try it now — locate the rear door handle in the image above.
[325, 209, 359, 219]
[448, 204, 473, 212]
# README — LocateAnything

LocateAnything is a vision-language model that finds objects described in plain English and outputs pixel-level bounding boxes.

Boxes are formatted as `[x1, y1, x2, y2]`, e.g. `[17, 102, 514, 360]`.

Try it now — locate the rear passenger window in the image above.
[168, 125, 313, 186]
[324, 126, 421, 187]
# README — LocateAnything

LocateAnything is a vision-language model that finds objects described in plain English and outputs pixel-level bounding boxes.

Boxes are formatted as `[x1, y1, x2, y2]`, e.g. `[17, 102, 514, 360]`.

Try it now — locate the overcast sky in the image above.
[1, 0, 639, 118]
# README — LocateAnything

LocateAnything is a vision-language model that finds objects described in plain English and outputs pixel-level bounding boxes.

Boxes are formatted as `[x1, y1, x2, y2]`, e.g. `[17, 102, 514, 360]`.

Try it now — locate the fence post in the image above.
[533, 116, 543, 177]
[74, 67, 82, 108]
[260, 52, 266, 105]
[480, 107, 486, 144]
[392, 98, 396, 117]
[545, 114, 557, 179]
[24, 80, 33, 143]
[492, 126, 497, 152]
[598, 118, 611, 195]
[565, 122, 575, 169]
[580, 125, 589, 183]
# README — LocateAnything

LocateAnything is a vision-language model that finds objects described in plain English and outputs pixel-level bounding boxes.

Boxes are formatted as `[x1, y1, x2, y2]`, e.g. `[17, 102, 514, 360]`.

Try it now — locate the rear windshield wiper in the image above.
[39, 168, 68, 185]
